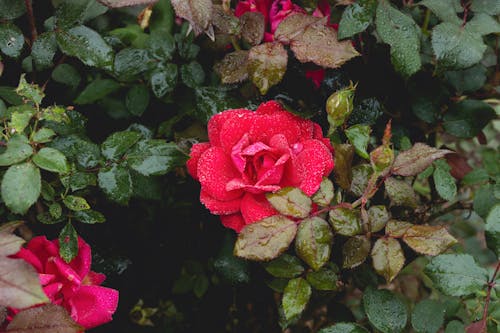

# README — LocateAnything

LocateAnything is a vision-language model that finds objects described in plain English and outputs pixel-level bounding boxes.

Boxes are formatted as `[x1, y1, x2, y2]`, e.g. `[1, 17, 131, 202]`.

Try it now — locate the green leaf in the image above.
[363, 287, 408, 333]
[63, 195, 90, 211]
[419, 0, 461, 25]
[50, 135, 101, 168]
[345, 124, 370, 159]
[338, 0, 377, 40]
[234, 215, 297, 261]
[305, 267, 339, 291]
[147, 28, 176, 60]
[0, 135, 32, 166]
[444, 321, 465, 333]
[402, 225, 457, 256]
[32, 147, 69, 174]
[431, 22, 486, 69]
[0, 23, 24, 58]
[101, 130, 142, 160]
[74, 79, 121, 104]
[466, 13, 500, 36]
[385, 220, 413, 237]
[113, 48, 151, 81]
[97, 164, 133, 205]
[343, 235, 371, 269]
[384, 177, 418, 208]
[181, 61, 205, 88]
[56, 25, 114, 69]
[127, 140, 186, 176]
[350, 164, 372, 197]
[411, 300, 445, 333]
[462, 168, 490, 185]
[149, 0, 174, 33]
[0, 86, 23, 105]
[433, 160, 457, 201]
[1, 162, 41, 214]
[149, 63, 178, 98]
[264, 254, 304, 278]
[52, 64, 81, 88]
[371, 237, 405, 283]
[375, 1, 421, 77]
[125, 85, 149, 117]
[471, 0, 500, 15]
[248, 42, 288, 95]
[49, 203, 62, 219]
[213, 233, 250, 285]
[266, 187, 312, 219]
[58, 222, 78, 263]
[392, 143, 452, 177]
[73, 209, 106, 224]
[443, 100, 496, 138]
[10, 106, 35, 133]
[282, 277, 312, 321]
[32, 127, 56, 143]
[55, 0, 95, 29]
[485, 204, 500, 257]
[295, 217, 333, 270]
[367, 205, 390, 232]
[31, 32, 57, 70]
[312, 177, 334, 207]
[0, 0, 26, 20]
[444, 64, 487, 94]
[193, 86, 243, 123]
[329, 207, 362, 236]
[17, 74, 44, 106]
[318, 322, 369, 333]
[425, 254, 489, 296]
[214, 50, 249, 84]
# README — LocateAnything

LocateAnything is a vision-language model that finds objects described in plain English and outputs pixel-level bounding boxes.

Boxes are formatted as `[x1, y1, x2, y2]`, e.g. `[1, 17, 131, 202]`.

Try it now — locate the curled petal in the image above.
[187, 143, 211, 179]
[220, 214, 246, 232]
[13, 247, 43, 273]
[240, 193, 278, 224]
[207, 109, 252, 147]
[200, 190, 241, 215]
[24, 236, 58, 269]
[68, 285, 119, 329]
[295, 139, 334, 195]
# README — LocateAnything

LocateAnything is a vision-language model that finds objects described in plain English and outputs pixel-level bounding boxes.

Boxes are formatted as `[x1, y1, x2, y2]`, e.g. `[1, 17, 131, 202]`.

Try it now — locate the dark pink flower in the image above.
[10, 236, 119, 330]
[187, 101, 334, 232]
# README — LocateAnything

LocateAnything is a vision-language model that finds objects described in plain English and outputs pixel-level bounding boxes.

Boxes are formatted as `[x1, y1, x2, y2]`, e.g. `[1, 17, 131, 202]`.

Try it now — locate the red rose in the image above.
[9, 236, 119, 329]
[187, 101, 334, 232]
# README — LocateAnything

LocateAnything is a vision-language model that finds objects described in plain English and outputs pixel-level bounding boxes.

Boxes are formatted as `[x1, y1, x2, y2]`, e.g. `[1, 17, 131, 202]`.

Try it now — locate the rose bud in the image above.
[326, 83, 356, 130]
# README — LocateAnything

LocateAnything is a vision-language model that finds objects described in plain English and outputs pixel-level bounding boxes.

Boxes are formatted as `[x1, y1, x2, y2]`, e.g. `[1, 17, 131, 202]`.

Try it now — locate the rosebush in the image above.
[0, 0, 498, 332]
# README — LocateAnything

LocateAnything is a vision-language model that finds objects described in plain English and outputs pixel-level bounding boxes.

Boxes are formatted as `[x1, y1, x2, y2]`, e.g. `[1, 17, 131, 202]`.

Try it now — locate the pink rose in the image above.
[187, 101, 334, 232]
[10, 236, 119, 330]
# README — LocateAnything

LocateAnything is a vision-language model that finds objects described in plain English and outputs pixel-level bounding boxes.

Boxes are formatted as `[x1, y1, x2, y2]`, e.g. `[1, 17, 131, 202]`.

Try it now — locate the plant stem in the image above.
[422, 9, 431, 35]
[480, 261, 500, 331]
[24, 0, 37, 42]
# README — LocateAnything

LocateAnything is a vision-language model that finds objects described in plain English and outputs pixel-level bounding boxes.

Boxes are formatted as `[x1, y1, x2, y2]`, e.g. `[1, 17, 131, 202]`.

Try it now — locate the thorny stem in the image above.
[461, 0, 470, 28]
[24, 0, 37, 42]
[480, 261, 500, 330]
[310, 202, 353, 217]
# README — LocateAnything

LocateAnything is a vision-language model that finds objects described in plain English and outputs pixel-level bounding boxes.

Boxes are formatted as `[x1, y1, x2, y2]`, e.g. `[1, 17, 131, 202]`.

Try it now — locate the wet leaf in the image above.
[274, 14, 319, 44]
[375, 1, 421, 77]
[425, 254, 489, 296]
[443, 100, 496, 138]
[338, 0, 377, 40]
[411, 299, 446, 333]
[367, 205, 390, 232]
[234, 215, 297, 261]
[0, 23, 24, 58]
[126, 84, 149, 116]
[10, 106, 35, 133]
[384, 177, 418, 208]
[333, 144, 354, 190]
[214, 50, 249, 84]
[73, 209, 106, 224]
[33, 148, 69, 174]
[1, 162, 41, 215]
[363, 287, 408, 333]
[98, 164, 133, 205]
[282, 277, 311, 321]
[0, 135, 33, 166]
[345, 124, 370, 159]
[385, 220, 413, 237]
[312, 177, 334, 206]
[32, 128, 56, 144]
[58, 222, 78, 263]
[0, 0, 26, 20]
[181, 61, 205, 88]
[212, 5, 240, 35]
[101, 130, 142, 161]
[63, 195, 90, 211]
[485, 204, 500, 257]
[392, 143, 452, 176]
[295, 217, 333, 270]
[6, 304, 82, 332]
[171, 0, 213, 37]
[113, 48, 151, 81]
[264, 254, 304, 278]
[16, 75, 44, 106]
[371, 238, 405, 283]
[97, 0, 158, 8]
[127, 140, 185, 176]
[149, 63, 178, 98]
[267, 187, 312, 219]
[350, 164, 372, 196]
[248, 43, 287, 95]
[343, 235, 371, 269]
[318, 322, 369, 333]
[306, 267, 339, 291]
[433, 160, 457, 201]
[419, 0, 462, 25]
[240, 12, 264, 46]
[31, 32, 57, 70]
[329, 207, 362, 236]
[402, 225, 457, 256]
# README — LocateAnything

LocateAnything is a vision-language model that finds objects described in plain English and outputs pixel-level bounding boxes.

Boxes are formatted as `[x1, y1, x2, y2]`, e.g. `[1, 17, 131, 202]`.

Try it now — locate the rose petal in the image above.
[208, 109, 252, 147]
[187, 143, 211, 179]
[84, 271, 106, 286]
[67, 285, 119, 329]
[39, 273, 56, 285]
[24, 236, 59, 269]
[240, 193, 278, 224]
[251, 101, 303, 144]
[256, 153, 289, 186]
[68, 237, 92, 279]
[200, 190, 241, 215]
[226, 178, 281, 193]
[43, 282, 63, 300]
[220, 214, 246, 232]
[295, 139, 334, 195]
[13, 247, 43, 272]
[197, 146, 244, 201]
[219, 112, 257, 153]
[46, 257, 82, 287]
[231, 134, 250, 173]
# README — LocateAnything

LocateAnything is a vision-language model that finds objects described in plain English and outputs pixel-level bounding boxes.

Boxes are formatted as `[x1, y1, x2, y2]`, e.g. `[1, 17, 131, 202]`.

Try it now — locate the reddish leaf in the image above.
[214, 50, 249, 84]
[171, 0, 214, 38]
[466, 320, 486, 333]
[248, 43, 288, 95]
[97, 0, 157, 7]
[212, 5, 240, 35]
[0, 232, 25, 256]
[240, 12, 265, 45]
[7, 304, 83, 333]
[445, 153, 473, 180]
[274, 13, 319, 44]
[392, 143, 452, 176]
